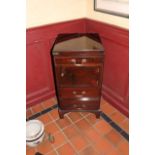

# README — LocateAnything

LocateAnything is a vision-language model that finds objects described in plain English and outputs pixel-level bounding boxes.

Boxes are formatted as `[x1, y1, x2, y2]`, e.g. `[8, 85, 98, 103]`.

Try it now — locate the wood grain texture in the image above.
[51, 33, 104, 118]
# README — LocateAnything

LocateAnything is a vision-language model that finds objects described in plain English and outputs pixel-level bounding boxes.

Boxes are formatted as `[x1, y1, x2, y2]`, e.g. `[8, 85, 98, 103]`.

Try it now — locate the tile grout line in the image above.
[52, 116, 80, 155]
[46, 111, 84, 154]
[67, 110, 129, 142]
[100, 112, 129, 141]
[81, 117, 105, 154]
[43, 113, 75, 155]
[65, 114, 93, 155]
[26, 103, 129, 142]
[65, 113, 96, 155]
[65, 113, 102, 155]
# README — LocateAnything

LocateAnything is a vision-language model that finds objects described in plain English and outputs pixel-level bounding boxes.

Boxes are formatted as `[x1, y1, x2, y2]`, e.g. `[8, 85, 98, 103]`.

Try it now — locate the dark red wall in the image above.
[26, 19, 86, 108]
[86, 19, 129, 116]
[26, 18, 129, 116]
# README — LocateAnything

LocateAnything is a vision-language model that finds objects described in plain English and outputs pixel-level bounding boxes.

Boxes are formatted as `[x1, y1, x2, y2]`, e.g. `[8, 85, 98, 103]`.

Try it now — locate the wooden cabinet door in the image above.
[55, 65, 102, 87]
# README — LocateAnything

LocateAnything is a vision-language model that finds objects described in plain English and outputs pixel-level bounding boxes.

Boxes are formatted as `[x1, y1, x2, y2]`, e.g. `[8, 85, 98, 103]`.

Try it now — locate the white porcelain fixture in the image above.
[26, 120, 45, 147]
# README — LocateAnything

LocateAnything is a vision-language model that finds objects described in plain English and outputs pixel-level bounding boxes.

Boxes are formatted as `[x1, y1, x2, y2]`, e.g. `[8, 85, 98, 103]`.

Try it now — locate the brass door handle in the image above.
[71, 59, 76, 63]
[61, 73, 64, 77]
[72, 91, 77, 95]
[81, 91, 86, 95]
[81, 58, 87, 63]
[72, 91, 86, 97]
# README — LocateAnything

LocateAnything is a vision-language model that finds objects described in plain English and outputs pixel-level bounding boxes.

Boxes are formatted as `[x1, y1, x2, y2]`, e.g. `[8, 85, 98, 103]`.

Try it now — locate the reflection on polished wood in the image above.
[51, 33, 104, 118]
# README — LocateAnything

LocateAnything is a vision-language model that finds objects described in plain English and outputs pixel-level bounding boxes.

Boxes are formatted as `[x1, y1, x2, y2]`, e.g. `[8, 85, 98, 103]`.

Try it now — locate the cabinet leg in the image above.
[95, 111, 101, 119]
[58, 109, 64, 119]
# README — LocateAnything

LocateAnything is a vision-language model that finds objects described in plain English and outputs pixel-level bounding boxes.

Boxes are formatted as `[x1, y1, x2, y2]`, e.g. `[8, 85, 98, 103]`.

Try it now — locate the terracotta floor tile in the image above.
[45, 122, 60, 135]
[32, 103, 44, 114]
[85, 113, 100, 125]
[100, 103, 116, 116]
[94, 138, 114, 154]
[55, 117, 71, 129]
[63, 124, 79, 139]
[49, 109, 59, 120]
[108, 147, 122, 155]
[110, 111, 126, 125]
[80, 112, 90, 117]
[70, 135, 88, 151]
[79, 145, 99, 155]
[26, 147, 35, 155]
[85, 127, 102, 144]
[36, 140, 53, 155]
[105, 130, 123, 146]
[42, 98, 55, 109]
[75, 119, 92, 131]
[118, 140, 129, 155]
[26, 145, 30, 150]
[46, 150, 57, 155]
[120, 119, 129, 133]
[38, 113, 52, 125]
[67, 112, 83, 122]
[26, 108, 33, 119]
[94, 120, 112, 135]
[57, 143, 75, 155]
[52, 131, 67, 148]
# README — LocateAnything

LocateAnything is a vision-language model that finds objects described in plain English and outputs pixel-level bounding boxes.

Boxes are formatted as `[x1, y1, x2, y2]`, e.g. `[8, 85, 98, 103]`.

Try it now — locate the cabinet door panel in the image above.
[55, 66, 102, 87]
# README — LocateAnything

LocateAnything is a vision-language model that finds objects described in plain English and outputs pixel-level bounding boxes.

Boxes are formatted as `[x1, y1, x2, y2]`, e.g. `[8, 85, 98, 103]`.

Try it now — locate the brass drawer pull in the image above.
[81, 58, 87, 63]
[71, 59, 76, 63]
[81, 91, 86, 95]
[72, 91, 77, 95]
[61, 73, 64, 77]
[73, 91, 86, 96]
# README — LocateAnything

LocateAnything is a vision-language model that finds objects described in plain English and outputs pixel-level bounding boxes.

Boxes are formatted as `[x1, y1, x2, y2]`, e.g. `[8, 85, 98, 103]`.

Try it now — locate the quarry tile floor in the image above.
[26, 98, 129, 155]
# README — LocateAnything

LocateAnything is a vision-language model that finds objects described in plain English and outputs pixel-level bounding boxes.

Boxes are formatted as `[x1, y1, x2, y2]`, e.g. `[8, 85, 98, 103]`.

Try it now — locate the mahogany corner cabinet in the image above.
[51, 33, 104, 118]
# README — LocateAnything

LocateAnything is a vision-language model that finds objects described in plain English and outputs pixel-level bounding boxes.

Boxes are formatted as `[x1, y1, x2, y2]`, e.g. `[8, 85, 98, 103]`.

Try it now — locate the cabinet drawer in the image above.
[58, 88, 100, 99]
[59, 99, 100, 110]
[55, 57, 102, 65]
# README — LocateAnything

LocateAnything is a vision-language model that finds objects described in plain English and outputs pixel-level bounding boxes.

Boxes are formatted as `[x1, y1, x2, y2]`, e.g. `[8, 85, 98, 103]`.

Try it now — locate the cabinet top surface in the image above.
[52, 33, 104, 53]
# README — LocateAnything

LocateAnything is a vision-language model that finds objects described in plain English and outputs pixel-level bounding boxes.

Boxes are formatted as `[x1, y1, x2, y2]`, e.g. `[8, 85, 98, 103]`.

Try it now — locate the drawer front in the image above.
[59, 99, 100, 110]
[56, 66, 102, 87]
[55, 57, 102, 65]
[58, 88, 100, 99]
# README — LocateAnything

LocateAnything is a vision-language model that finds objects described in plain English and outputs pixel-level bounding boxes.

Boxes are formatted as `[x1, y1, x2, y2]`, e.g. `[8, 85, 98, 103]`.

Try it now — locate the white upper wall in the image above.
[86, 0, 128, 29]
[26, 0, 86, 28]
[26, 0, 128, 29]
